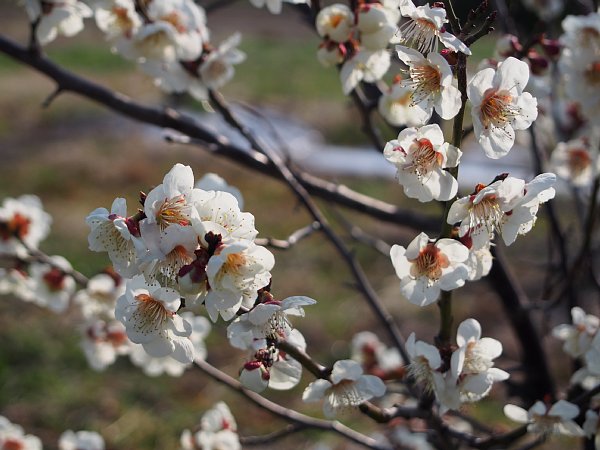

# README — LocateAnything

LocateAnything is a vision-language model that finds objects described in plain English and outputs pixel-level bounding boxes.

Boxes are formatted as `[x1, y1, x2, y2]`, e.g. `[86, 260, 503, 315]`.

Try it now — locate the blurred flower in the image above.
[59, 430, 105, 450]
[180, 402, 240, 450]
[0, 416, 42, 450]
[24, 0, 92, 45]
[0, 195, 51, 258]
[504, 400, 584, 437]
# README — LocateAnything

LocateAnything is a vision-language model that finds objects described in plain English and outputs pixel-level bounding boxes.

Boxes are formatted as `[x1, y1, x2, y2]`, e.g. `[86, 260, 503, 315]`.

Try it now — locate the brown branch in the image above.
[0, 34, 438, 233]
[193, 358, 392, 450]
[239, 423, 306, 446]
[255, 222, 321, 250]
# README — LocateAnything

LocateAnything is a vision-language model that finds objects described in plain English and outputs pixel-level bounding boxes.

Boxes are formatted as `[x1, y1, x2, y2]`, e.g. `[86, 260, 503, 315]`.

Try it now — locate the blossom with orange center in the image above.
[468, 57, 538, 159]
[390, 232, 469, 307]
[384, 124, 461, 202]
[316, 4, 354, 43]
[115, 276, 194, 363]
[0, 416, 42, 450]
[395, 46, 461, 122]
[551, 138, 598, 187]
[396, 0, 471, 55]
[0, 195, 51, 257]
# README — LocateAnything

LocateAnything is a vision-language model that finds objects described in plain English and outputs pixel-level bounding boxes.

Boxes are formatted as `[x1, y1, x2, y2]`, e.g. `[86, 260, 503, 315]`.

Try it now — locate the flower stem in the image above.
[437, 52, 468, 347]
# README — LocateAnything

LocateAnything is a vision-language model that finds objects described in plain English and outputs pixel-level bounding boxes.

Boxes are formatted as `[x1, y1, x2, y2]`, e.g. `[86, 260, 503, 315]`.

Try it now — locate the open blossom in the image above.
[464, 245, 493, 281]
[378, 82, 430, 127]
[81, 319, 130, 371]
[93, 0, 142, 55]
[443, 319, 508, 411]
[0, 416, 42, 450]
[59, 430, 105, 450]
[180, 402, 240, 450]
[195, 173, 244, 210]
[0, 195, 51, 257]
[553, 307, 599, 358]
[448, 174, 556, 250]
[302, 359, 386, 418]
[504, 400, 584, 437]
[468, 57, 538, 159]
[551, 138, 599, 187]
[30, 256, 76, 313]
[396, 0, 471, 55]
[390, 233, 469, 307]
[227, 295, 316, 350]
[357, 3, 398, 50]
[86, 197, 139, 278]
[74, 273, 124, 320]
[352, 331, 403, 377]
[395, 46, 462, 123]
[24, 0, 92, 45]
[384, 124, 461, 202]
[316, 4, 354, 43]
[204, 241, 274, 321]
[340, 49, 391, 95]
[115, 275, 194, 363]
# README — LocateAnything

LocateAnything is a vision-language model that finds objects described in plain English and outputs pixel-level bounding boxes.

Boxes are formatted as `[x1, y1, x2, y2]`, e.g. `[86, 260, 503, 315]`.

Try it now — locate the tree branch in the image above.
[0, 34, 438, 232]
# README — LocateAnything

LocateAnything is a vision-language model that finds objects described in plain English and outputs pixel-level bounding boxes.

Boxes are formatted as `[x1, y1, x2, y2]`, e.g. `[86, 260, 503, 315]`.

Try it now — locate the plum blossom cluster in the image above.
[406, 319, 508, 413]
[0, 416, 104, 450]
[180, 402, 241, 450]
[22, 0, 245, 101]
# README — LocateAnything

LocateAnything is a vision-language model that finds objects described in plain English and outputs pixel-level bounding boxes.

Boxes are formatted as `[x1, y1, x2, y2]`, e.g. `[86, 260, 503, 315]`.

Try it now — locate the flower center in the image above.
[0, 213, 31, 241]
[156, 195, 190, 229]
[133, 293, 173, 334]
[584, 61, 600, 85]
[329, 13, 345, 29]
[411, 243, 449, 280]
[43, 268, 67, 291]
[463, 341, 493, 373]
[567, 148, 591, 176]
[331, 379, 363, 407]
[404, 138, 442, 177]
[406, 64, 441, 105]
[224, 252, 246, 274]
[398, 17, 439, 54]
[480, 89, 520, 129]
[3, 438, 25, 450]
[468, 194, 503, 237]
[112, 6, 135, 34]
[203, 58, 228, 82]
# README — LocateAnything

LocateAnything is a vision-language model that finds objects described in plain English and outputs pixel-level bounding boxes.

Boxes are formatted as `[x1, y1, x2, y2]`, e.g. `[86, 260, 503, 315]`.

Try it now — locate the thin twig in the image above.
[239, 423, 306, 445]
[193, 358, 392, 450]
[255, 222, 321, 250]
[0, 34, 440, 232]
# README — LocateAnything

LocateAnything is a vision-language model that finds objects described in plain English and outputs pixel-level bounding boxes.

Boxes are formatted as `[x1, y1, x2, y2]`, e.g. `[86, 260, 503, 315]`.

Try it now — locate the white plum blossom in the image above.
[0, 416, 42, 450]
[59, 430, 105, 450]
[86, 197, 139, 278]
[395, 46, 462, 122]
[0, 267, 36, 302]
[551, 138, 599, 187]
[74, 273, 124, 320]
[340, 49, 391, 95]
[115, 275, 194, 363]
[464, 245, 493, 281]
[93, 0, 142, 56]
[80, 319, 130, 371]
[396, 0, 471, 55]
[24, 0, 92, 46]
[351, 331, 403, 376]
[195, 173, 244, 210]
[553, 307, 599, 358]
[199, 33, 246, 91]
[316, 43, 346, 67]
[268, 328, 306, 390]
[192, 191, 257, 242]
[405, 332, 442, 393]
[378, 82, 430, 127]
[129, 343, 187, 377]
[204, 241, 274, 321]
[468, 57, 538, 159]
[571, 367, 600, 390]
[390, 232, 469, 307]
[316, 4, 354, 43]
[447, 174, 556, 250]
[120, 0, 207, 62]
[29, 255, 76, 313]
[0, 195, 51, 257]
[357, 3, 398, 50]
[384, 124, 462, 202]
[504, 400, 585, 437]
[302, 359, 386, 418]
[227, 295, 316, 350]
[180, 402, 240, 450]
[444, 319, 509, 411]
[249, 0, 309, 15]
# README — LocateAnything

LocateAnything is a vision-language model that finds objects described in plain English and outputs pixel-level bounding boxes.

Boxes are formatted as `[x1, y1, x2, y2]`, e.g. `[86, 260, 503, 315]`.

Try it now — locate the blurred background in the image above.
[0, 1, 588, 448]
